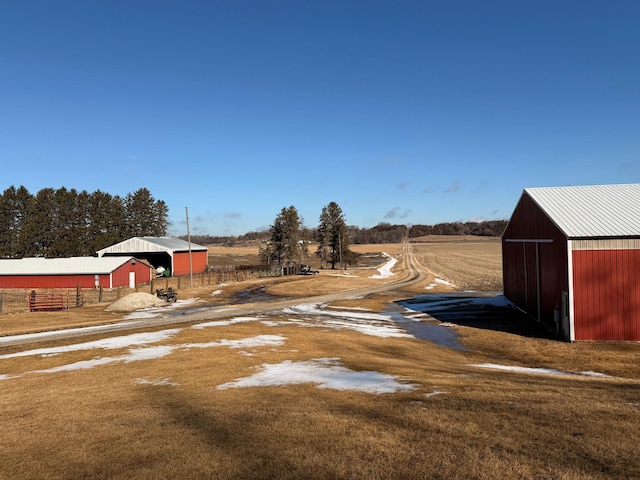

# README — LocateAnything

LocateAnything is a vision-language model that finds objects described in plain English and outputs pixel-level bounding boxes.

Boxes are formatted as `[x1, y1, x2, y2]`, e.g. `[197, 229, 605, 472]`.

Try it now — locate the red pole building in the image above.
[503, 184, 640, 341]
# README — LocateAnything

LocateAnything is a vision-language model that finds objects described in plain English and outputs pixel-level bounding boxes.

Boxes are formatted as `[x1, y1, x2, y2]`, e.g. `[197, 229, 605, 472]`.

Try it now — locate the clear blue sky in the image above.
[1, 1, 638, 236]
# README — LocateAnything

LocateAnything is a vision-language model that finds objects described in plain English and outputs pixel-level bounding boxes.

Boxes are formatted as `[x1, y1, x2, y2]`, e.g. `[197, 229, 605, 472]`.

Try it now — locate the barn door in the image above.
[129, 272, 135, 289]
[523, 243, 540, 321]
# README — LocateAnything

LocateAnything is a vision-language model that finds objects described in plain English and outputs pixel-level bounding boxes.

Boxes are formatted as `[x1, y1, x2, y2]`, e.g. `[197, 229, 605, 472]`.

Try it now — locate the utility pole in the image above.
[185, 207, 193, 287]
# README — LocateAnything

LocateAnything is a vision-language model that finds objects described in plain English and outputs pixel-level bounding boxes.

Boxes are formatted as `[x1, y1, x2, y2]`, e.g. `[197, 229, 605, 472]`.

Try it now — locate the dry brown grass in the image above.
[412, 241, 503, 291]
[1, 240, 640, 479]
[1, 319, 639, 479]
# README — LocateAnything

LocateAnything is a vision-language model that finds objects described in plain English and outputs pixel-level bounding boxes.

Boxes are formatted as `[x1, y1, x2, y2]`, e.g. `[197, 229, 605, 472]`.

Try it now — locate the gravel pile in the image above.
[105, 292, 168, 312]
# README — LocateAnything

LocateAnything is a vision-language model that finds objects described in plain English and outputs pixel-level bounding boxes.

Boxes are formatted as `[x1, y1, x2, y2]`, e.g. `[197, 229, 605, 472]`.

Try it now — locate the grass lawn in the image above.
[1, 241, 639, 479]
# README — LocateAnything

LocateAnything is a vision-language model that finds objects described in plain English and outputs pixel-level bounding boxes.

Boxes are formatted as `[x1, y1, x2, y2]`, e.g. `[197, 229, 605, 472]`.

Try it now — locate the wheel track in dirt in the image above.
[0, 245, 428, 348]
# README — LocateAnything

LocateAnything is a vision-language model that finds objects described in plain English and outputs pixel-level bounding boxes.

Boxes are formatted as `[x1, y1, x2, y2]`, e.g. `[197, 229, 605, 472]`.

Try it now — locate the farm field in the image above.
[0, 239, 639, 479]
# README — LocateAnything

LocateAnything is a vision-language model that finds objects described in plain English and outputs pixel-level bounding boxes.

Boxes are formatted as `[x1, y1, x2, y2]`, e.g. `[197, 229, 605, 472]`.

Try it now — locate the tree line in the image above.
[408, 220, 507, 238]
[204, 204, 507, 269]
[0, 186, 168, 258]
[188, 219, 507, 249]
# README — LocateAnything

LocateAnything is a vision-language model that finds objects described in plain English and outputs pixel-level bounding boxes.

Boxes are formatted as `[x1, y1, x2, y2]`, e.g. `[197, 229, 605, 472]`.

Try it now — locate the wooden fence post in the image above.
[76, 286, 83, 308]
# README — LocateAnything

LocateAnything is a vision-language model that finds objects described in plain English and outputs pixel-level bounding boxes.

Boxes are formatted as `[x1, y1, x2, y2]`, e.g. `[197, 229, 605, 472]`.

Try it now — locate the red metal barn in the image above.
[0, 256, 153, 289]
[502, 184, 640, 341]
[96, 236, 208, 276]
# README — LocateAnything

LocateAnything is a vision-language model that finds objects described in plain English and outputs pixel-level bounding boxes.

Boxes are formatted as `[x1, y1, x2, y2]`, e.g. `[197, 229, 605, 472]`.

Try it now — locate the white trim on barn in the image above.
[566, 239, 575, 342]
[96, 236, 207, 256]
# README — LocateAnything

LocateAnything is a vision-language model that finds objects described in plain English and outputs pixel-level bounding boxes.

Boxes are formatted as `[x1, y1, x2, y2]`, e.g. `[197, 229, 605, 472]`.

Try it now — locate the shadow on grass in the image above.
[139, 387, 331, 479]
[396, 293, 557, 340]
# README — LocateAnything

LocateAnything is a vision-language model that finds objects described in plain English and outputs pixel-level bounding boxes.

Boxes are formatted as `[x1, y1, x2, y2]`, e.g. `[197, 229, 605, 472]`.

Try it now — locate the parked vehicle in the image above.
[298, 264, 319, 275]
[155, 287, 177, 302]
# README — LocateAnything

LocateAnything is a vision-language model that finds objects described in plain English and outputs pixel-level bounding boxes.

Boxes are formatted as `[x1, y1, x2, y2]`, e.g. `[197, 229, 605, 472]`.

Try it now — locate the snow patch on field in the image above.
[470, 363, 612, 378]
[135, 377, 179, 386]
[192, 316, 264, 328]
[426, 278, 456, 289]
[217, 358, 417, 394]
[369, 253, 397, 279]
[283, 303, 412, 338]
[0, 329, 182, 360]
[424, 390, 447, 398]
[1, 335, 287, 379]
[183, 335, 286, 350]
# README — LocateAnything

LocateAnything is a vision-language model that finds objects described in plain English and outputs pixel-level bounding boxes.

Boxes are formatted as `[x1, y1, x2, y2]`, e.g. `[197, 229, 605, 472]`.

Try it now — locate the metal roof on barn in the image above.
[96, 236, 207, 257]
[0, 256, 136, 276]
[524, 184, 640, 239]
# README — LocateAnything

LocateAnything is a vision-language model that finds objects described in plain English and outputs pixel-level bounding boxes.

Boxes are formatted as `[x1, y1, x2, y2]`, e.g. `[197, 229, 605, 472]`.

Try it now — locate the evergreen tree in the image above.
[0, 186, 33, 258]
[0, 185, 168, 258]
[315, 215, 331, 269]
[49, 187, 86, 257]
[152, 199, 170, 236]
[86, 190, 127, 253]
[19, 188, 56, 256]
[316, 202, 354, 269]
[124, 188, 169, 238]
[262, 206, 303, 266]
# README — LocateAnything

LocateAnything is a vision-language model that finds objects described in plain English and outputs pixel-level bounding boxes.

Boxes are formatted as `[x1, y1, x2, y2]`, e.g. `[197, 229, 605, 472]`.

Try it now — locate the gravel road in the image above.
[0, 245, 426, 348]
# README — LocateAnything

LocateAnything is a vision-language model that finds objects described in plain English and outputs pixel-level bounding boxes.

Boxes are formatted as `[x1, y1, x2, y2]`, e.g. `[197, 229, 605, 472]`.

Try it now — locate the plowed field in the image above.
[411, 240, 502, 291]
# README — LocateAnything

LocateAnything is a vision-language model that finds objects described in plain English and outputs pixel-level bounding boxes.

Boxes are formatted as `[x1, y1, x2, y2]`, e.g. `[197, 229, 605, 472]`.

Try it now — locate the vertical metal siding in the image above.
[572, 248, 640, 341]
[502, 193, 569, 334]
[0, 264, 153, 289]
[111, 262, 154, 288]
[0, 275, 103, 289]
[172, 251, 208, 276]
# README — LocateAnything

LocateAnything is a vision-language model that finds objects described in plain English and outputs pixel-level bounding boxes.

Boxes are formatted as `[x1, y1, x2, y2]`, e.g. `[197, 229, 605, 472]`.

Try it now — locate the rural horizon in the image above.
[2, 2, 639, 478]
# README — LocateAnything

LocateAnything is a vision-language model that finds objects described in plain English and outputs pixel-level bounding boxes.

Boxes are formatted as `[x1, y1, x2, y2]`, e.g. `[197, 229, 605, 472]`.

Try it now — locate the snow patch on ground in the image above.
[470, 363, 612, 378]
[283, 303, 412, 338]
[426, 278, 457, 289]
[1, 335, 287, 380]
[183, 335, 286, 351]
[327, 305, 371, 311]
[0, 329, 182, 360]
[135, 377, 179, 386]
[369, 253, 397, 279]
[217, 358, 417, 394]
[424, 390, 447, 398]
[192, 316, 264, 328]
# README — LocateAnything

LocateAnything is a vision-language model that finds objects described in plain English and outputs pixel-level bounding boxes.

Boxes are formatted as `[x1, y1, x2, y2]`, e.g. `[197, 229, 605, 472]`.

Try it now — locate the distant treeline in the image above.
[0, 186, 168, 258]
[186, 220, 508, 247]
[408, 220, 508, 238]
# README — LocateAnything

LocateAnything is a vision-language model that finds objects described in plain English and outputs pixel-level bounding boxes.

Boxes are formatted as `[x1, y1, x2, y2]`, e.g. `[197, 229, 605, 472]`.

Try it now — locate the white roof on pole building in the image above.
[96, 236, 207, 256]
[0, 256, 138, 276]
[525, 184, 640, 238]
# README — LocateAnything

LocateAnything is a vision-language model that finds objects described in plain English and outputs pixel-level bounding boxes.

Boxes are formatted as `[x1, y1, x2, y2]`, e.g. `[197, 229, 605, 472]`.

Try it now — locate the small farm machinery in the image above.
[155, 287, 178, 302]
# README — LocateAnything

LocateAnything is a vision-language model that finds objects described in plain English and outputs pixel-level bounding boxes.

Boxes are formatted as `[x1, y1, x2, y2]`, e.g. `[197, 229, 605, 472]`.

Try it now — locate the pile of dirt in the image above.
[105, 292, 168, 312]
